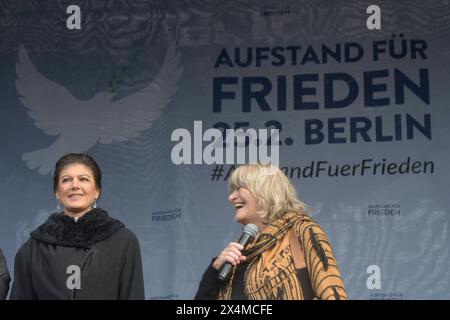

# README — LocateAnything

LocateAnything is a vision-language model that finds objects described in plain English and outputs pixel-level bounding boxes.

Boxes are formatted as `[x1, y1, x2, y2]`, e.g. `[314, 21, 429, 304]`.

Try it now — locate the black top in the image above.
[195, 261, 315, 300]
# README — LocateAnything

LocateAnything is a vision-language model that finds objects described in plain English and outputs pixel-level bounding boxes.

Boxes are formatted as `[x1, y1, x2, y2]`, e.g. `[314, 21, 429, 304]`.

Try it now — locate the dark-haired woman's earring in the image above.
[56, 198, 61, 211]
[93, 199, 97, 209]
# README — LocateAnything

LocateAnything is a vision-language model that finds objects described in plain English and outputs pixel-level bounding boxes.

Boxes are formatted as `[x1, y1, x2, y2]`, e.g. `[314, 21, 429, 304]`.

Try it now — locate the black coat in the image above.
[194, 262, 222, 300]
[10, 208, 145, 300]
[0, 248, 10, 300]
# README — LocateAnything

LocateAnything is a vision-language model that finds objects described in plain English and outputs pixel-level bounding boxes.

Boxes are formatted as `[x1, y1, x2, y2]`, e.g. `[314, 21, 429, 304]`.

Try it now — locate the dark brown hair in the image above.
[53, 153, 102, 192]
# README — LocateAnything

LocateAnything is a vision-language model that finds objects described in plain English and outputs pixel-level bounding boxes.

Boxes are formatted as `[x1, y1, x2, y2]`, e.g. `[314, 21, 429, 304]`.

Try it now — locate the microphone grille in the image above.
[243, 223, 259, 238]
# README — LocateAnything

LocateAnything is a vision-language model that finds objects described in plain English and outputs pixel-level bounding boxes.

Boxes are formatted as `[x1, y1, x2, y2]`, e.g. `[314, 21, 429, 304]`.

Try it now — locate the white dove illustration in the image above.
[16, 41, 183, 175]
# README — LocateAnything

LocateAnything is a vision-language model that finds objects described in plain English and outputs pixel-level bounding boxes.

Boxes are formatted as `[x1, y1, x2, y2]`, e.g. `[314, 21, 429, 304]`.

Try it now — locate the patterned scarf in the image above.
[218, 212, 347, 300]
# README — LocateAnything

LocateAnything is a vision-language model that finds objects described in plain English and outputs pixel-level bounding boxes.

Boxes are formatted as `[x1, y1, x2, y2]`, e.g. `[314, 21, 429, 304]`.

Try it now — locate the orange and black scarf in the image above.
[218, 212, 347, 300]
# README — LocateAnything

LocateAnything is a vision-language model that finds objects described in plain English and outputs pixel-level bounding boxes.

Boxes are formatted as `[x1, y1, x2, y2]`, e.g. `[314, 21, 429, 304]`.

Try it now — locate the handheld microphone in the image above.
[218, 223, 259, 281]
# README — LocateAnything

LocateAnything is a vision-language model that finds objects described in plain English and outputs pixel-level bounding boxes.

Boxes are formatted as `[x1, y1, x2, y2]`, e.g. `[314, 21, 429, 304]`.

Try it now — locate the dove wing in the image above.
[15, 46, 79, 136]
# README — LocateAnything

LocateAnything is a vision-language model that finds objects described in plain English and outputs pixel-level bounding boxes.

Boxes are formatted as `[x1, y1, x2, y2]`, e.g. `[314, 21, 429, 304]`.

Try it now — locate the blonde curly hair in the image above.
[228, 163, 308, 224]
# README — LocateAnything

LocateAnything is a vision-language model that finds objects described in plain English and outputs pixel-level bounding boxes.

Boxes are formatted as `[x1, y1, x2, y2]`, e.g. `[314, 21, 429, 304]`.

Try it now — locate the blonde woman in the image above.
[195, 163, 347, 300]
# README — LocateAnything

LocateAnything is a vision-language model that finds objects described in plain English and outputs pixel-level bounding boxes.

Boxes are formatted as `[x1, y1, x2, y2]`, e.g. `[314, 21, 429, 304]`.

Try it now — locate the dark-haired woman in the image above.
[10, 153, 145, 300]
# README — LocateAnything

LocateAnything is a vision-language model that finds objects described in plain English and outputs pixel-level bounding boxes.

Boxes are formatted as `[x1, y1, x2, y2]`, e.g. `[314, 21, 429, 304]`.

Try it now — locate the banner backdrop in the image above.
[0, 0, 449, 299]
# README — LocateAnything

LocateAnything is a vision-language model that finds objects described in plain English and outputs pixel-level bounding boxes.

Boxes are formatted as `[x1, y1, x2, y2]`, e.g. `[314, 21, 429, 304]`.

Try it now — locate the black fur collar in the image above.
[31, 208, 125, 248]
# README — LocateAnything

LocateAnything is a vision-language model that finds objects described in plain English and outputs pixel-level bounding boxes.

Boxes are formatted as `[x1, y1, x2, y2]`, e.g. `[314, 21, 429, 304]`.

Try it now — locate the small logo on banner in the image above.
[260, 6, 291, 17]
[369, 292, 404, 300]
[151, 208, 182, 223]
[368, 204, 400, 216]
